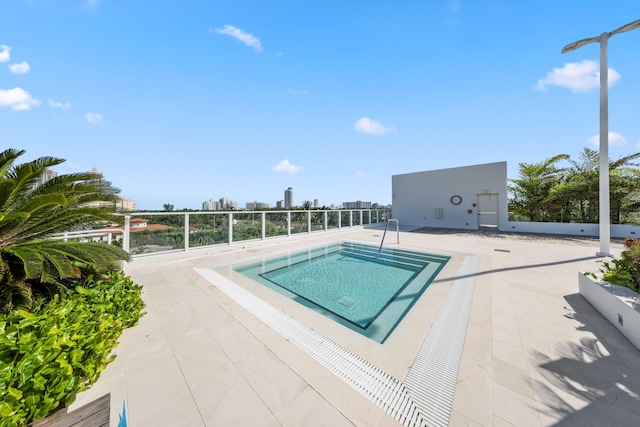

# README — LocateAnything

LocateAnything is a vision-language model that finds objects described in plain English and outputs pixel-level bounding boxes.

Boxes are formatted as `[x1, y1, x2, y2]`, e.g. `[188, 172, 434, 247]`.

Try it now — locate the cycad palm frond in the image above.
[0, 149, 130, 313]
[0, 280, 33, 312]
[1, 240, 129, 283]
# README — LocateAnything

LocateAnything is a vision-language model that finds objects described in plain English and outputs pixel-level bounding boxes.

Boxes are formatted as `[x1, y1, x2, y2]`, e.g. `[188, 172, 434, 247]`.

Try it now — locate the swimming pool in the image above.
[235, 241, 449, 343]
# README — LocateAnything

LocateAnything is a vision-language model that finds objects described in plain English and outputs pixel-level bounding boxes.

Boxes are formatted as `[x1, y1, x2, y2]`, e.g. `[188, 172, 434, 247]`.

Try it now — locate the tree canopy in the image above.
[509, 148, 640, 224]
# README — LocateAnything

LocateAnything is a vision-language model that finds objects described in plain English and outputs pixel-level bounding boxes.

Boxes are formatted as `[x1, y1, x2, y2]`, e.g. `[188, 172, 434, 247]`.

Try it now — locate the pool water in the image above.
[235, 242, 449, 343]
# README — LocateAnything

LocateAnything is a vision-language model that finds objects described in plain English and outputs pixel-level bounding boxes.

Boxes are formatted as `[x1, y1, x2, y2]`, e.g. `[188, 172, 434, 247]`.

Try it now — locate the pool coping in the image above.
[195, 241, 479, 427]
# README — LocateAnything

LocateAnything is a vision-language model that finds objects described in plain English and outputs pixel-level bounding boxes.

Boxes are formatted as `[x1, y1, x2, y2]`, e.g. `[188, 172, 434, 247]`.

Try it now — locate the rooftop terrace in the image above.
[70, 225, 640, 426]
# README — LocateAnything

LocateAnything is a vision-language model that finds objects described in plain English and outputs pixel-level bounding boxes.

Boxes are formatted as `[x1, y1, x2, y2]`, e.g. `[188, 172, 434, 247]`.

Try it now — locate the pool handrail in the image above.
[379, 219, 399, 252]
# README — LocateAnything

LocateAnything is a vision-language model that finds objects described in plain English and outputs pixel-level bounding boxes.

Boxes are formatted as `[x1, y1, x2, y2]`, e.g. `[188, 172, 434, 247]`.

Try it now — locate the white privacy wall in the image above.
[392, 162, 508, 230]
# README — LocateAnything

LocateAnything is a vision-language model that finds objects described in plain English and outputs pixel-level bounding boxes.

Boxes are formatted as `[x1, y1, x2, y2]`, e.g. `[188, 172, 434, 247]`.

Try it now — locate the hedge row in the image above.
[0, 271, 145, 426]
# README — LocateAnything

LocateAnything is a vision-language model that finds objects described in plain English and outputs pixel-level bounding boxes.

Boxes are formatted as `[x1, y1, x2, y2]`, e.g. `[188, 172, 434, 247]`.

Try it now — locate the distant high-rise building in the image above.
[33, 167, 58, 190]
[88, 167, 105, 188]
[219, 197, 229, 210]
[284, 187, 293, 208]
[342, 201, 372, 209]
[202, 198, 219, 210]
[314, 199, 319, 208]
[247, 201, 270, 210]
[276, 200, 284, 208]
[86, 167, 113, 209]
[116, 197, 136, 212]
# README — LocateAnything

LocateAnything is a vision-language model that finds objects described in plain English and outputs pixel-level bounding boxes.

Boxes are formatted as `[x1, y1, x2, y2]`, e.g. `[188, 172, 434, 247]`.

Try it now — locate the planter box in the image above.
[579, 273, 640, 351]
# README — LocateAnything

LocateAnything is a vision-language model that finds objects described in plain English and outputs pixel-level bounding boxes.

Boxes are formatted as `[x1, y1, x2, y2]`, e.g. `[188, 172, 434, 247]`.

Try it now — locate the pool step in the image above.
[339, 245, 439, 270]
[340, 249, 425, 270]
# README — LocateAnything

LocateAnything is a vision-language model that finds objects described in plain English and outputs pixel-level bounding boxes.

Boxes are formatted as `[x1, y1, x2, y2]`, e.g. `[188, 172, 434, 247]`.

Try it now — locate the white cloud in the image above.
[0, 45, 10, 63]
[0, 87, 41, 111]
[273, 159, 301, 174]
[287, 89, 309, 95]
[81, 0, 100, 10]
[49, 99, 71, 109]
[212, 25, 263, 52]
[588, 132, 626, 147]
[85, 112, 103, 123]
[9, 61, 30, 74]
[535, 60, 620, 93]
[354, 117, 394, 136]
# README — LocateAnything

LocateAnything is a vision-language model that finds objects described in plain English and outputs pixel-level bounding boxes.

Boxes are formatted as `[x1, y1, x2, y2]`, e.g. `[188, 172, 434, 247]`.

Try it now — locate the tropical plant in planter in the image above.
[0, 148, 130, 313]
[0, 149, 142, 425]
[587, 237, 640, 293]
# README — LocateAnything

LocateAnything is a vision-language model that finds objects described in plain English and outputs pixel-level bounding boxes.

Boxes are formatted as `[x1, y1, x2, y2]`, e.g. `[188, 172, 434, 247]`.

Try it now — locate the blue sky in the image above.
[2, 1, 639, 210]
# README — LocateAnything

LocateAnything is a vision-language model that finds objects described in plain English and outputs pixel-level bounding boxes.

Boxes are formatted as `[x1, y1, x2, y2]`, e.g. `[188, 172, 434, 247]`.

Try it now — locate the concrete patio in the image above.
[70, 226, 640, 426]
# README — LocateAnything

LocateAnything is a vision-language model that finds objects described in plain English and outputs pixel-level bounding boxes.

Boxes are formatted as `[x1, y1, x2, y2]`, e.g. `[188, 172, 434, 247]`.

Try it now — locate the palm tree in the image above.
[0, 149, 130, 312]
[508, 154, 570, 221]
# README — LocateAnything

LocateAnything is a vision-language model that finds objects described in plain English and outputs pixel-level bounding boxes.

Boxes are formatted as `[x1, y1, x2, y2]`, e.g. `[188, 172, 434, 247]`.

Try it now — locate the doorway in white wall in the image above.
[477, 193, 498, 229]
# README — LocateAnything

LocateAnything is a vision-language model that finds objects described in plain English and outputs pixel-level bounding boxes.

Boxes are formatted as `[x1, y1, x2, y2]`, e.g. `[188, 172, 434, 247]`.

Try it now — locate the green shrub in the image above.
[0, 271, 145, 426]
[589, 237, 640, 292]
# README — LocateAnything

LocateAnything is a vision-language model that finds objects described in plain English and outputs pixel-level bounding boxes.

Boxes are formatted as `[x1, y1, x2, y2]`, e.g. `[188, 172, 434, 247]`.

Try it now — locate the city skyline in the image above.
[2, 2, 639, 210]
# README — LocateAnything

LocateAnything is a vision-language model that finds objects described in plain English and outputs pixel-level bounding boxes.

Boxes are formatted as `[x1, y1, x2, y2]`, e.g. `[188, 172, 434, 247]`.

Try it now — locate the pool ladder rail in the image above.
[378, 218, 399, 253]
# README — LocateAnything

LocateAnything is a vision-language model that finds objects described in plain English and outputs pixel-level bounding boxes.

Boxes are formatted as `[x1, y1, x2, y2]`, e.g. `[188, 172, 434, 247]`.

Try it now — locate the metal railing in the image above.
[51, 229, 124, 244]
[99, 209, 390, 257]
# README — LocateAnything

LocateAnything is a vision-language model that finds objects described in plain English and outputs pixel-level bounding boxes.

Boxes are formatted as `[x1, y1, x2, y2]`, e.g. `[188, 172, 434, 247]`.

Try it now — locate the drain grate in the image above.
[194, 254, 478, 427]
[403, 255, 479, 427]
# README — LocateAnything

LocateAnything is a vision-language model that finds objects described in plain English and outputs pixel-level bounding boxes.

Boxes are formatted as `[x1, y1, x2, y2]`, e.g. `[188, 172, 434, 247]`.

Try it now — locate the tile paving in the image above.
[70, 226, 640, 426]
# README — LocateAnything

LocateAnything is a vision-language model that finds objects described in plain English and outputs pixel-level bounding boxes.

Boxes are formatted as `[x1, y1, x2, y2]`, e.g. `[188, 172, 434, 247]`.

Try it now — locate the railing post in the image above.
[324, 211, 328, 231]
[123, 215, 131, 253]
[349, 210, 353, 227]
[261, 212, 266, 240]
[228, 213, 233, 245]
[338, 211, 341, 229]
[184, 213, 190, 251]
[287, 211, 291, 237]
[307, 211, 311, 233]
[359, 210, 363, 226]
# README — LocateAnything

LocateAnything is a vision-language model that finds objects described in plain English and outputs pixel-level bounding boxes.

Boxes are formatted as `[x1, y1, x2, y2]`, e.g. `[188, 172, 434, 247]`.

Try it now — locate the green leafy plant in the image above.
[0, 149, 130, 312]
[0, 270, 144, 426]
[587, 237, 640, 292]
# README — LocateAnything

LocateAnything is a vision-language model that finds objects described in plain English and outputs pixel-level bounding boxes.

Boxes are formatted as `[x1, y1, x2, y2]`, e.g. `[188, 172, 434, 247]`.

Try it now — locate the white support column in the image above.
[261, 212, 266, 240]
[184, 213, 190, 251]
[349, 211, 353, 227]
[338, 211, 341, 229]
[598, 33, 611, 256]
[307, 211, 311, 233]
[324, 211, 328, 231]
[123, 215, 131, 253]
[287, 211, 291, 237]
[228, 213, 233, 245]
